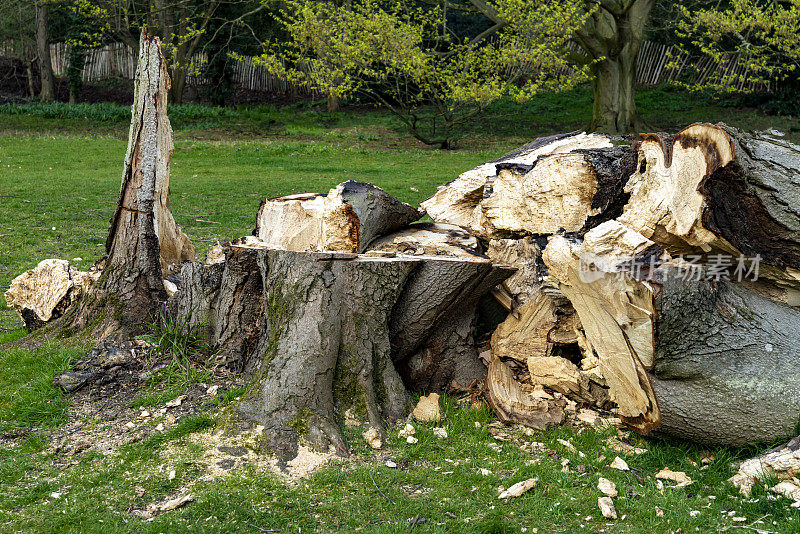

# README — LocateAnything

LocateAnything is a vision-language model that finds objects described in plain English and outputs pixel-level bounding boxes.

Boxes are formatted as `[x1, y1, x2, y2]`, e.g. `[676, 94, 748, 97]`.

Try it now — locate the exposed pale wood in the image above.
[421, 132, 613, 234]
[485, 355, 566, 429]
[477, 143, 635, 238]
[254, 181, 422, 253]
[4, 259, 99, 330]
[490, 293, 556, 362]
[485, 237, 544, 306]
[543, 226, 661, 433]
[616, 124, 800, 297]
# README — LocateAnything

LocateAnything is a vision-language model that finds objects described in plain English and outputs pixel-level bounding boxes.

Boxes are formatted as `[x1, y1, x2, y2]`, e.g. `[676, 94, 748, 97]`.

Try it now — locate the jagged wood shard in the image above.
[366, 223, 481, 257]
[485, 355, 566, 429]
[4, 259, 100, 330]
[420, 132, 617, 239]
[254, 181, 422, 253]
[543, 227, 661, 432]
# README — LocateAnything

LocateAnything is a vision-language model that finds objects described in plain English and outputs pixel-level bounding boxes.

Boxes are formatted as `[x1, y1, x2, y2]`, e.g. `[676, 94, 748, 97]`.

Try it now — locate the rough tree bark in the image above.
[35, 0, 54, 102]
[219, 249, 418, 459]
[68, 31, 194, 338]
[576, 0, 655, 133]
[423, 122, 800, 445]
[168, 239, 513, 456]
[539, 124, 800, 445]
[389, 256, 514, 391]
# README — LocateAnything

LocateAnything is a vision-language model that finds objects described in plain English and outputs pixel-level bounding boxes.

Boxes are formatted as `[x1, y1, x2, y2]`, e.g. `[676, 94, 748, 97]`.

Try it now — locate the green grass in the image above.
[2, 395, 799, 532]
[2, 86, 800, 532]
[0, 340, 84, 433]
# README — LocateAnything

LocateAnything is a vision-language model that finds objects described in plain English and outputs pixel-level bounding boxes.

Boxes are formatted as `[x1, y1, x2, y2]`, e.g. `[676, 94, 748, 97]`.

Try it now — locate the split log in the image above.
[544, 219, 800, 445]
[389, 256, 515, 391]
[366, 222, 481, 257]
[485, 237, 546, 307]
[254, 181, 422, 253]
[618, 123, 800, 302]
[4, 259, 100, 330]
[485, 355, 566, 429]
[421, 132, 612, 231]
[421, 132, 629, 239]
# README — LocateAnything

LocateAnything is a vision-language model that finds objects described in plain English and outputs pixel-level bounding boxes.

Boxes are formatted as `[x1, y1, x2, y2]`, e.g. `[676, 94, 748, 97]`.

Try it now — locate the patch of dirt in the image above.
[35, 341, 243, 457]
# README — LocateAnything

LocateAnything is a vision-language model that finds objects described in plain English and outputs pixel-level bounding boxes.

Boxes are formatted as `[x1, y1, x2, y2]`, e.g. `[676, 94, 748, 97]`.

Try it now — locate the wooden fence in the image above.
[0, 40, 776, 96]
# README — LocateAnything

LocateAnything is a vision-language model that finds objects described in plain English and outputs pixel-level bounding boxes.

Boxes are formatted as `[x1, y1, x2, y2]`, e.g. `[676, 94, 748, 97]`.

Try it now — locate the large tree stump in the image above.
[168, 243, 513, 457]
[225, 249, 417, 458]
[254, 181, 422, 253]
[68, 31, 194, 338]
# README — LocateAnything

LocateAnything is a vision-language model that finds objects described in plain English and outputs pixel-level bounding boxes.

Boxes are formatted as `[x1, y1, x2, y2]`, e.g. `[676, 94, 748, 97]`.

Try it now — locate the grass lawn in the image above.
[2, 86, 800, 532]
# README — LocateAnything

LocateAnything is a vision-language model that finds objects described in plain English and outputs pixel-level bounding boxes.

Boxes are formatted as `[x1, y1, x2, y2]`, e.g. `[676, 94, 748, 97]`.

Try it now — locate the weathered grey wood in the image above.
[648, 271, 800, 446]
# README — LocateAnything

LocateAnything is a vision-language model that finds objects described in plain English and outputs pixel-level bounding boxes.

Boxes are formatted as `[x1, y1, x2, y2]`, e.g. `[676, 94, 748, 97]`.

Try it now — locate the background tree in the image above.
[35, 0, 55, 102]
[258, 0, 592, 148]
[676, 0, 800, 94]
[0, 0, 37, 97]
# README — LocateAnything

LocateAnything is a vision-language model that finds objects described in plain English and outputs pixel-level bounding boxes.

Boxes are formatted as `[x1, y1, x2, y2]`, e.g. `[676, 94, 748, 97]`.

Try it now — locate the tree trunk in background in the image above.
[577, 0, 655, 134]
[589, 48, 642, 134]
[35, 1, 54, 102]
[327, 94, 340, 112]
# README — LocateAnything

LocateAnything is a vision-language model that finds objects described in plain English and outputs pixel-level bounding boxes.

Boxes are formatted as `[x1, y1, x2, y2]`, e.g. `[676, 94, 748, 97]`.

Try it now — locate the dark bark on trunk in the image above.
[648, 273, 800, 446]
[327, 94, 340, 113]
[35, 1, 54, 102]
[167, 244, 514, 457]
[589, 51, 643, 134]
[577, 0, 655, 134]
[390, 258, 515, 391]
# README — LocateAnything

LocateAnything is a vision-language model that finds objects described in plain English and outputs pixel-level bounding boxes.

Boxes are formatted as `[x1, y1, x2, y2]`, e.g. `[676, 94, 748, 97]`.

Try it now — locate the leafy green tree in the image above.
[258, 0, 592, 147]
[73, 0, 267, 103]
[676, 0, 799, 93]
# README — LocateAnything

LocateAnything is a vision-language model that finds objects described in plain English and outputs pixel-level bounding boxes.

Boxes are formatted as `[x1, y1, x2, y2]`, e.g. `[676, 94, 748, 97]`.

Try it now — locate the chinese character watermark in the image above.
[577, 253, 761, 284]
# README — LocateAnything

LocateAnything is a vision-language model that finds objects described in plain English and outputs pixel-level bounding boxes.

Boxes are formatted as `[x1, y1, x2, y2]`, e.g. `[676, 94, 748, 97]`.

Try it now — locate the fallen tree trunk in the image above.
[415, 123, 800, 445]
[536, 124, 800, 444]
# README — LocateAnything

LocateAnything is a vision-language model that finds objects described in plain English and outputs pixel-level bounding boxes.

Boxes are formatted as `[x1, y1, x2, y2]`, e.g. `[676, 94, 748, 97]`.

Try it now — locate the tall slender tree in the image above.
[35, 0, 55, 102]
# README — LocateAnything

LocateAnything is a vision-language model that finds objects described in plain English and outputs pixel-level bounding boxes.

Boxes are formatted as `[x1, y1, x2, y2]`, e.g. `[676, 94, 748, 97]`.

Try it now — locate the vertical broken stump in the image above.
[69, 30, 194, 338]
